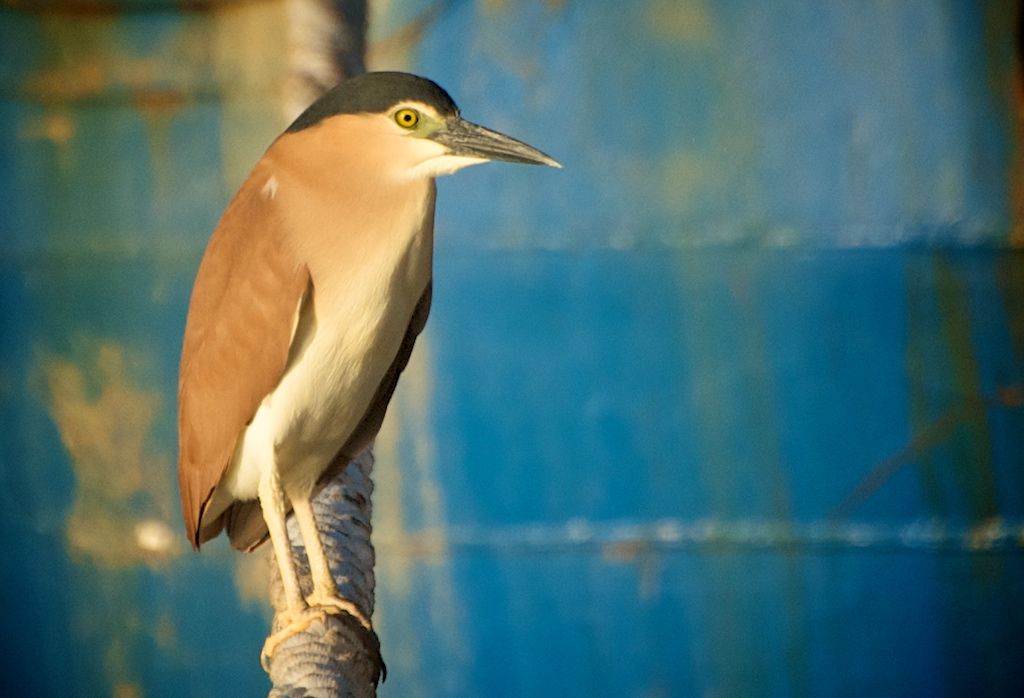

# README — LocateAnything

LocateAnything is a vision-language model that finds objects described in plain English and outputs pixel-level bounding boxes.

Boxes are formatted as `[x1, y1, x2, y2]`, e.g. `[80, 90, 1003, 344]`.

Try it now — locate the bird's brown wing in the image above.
[177, 167, 310, 549]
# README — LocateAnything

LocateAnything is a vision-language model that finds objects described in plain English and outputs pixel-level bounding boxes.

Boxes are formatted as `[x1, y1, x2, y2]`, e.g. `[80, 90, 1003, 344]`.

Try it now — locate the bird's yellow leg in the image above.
[259, 469, 306, 615]
[258, 470, 316, 667]
[290, 487, 372, 631]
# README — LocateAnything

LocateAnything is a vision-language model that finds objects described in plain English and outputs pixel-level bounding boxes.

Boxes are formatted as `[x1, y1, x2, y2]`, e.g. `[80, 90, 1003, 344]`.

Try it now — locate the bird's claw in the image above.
[260, 596, 374, 671]
[261, 607, 329, 671]
[305, 591, 373, 631]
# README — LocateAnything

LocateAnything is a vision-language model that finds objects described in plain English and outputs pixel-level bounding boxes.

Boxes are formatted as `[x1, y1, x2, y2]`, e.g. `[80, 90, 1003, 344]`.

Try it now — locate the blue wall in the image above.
[1, 1, 1022, 696]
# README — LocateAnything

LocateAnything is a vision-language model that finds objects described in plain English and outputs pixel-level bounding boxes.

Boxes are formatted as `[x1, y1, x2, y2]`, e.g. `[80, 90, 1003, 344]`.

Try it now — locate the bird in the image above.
[176, 71, 559, 662]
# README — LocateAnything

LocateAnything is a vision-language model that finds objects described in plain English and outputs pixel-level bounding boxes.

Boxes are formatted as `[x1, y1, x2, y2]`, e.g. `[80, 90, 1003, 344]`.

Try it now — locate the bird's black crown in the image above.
[286, 72, 460, 133]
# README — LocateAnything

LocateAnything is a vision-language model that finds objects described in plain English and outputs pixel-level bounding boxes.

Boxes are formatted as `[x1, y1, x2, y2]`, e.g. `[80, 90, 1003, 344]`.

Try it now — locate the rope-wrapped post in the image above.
[264, 2, 379, 696]
[266, 449, 385, 696]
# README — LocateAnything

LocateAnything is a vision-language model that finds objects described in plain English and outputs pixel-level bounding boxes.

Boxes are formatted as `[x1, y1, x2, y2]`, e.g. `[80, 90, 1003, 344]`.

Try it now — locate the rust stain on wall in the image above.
[18, 111, 76, 143]
[112, 682, 142, 698]
[645, 0, 715, 46]
[24, 14, 144, 104]
[19, 3, 286, 109]
[40, 339, 181, 568]
[209, 0, 290, 189]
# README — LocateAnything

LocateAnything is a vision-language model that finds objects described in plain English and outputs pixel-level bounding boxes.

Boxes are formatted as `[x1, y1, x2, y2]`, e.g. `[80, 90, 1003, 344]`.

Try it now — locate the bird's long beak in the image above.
[430, 118, 561, 168]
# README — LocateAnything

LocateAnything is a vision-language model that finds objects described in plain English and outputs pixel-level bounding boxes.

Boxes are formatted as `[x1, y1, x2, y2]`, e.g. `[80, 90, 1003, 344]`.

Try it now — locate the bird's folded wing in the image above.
[177, 168, 311, 548]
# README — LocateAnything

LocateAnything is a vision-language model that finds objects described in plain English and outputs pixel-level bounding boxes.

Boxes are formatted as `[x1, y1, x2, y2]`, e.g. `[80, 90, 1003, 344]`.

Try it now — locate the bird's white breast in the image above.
[214, 173, 433, 504]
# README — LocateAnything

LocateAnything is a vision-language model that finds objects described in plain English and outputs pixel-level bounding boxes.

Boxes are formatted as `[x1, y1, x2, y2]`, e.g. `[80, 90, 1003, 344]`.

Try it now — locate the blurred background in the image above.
[2, 0, 1023, 695]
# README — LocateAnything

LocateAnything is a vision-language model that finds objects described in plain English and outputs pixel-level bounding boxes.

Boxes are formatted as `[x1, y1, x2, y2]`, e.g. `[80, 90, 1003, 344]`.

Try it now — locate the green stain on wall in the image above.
[906, 254, 1000, 522]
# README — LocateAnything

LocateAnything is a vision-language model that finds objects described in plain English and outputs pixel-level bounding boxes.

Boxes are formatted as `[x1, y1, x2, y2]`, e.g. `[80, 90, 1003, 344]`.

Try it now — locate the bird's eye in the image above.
[394, 109, 420, 129]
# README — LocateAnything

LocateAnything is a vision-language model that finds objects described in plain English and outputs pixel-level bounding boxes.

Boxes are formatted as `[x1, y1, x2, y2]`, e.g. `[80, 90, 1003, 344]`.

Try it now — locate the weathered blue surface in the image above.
[1, 0, 1022, 696]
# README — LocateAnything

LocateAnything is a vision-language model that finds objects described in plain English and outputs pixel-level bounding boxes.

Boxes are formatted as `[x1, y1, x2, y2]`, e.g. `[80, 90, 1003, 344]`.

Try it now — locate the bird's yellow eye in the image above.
[394, 109, 420, 129]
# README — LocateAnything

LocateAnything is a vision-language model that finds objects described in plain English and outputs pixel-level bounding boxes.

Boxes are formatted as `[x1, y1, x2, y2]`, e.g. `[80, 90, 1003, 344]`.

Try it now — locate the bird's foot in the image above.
[261, 606, 331, 670]
[305, 590, 373, 631]
[304, 592, 386, 683]
[260, 599, 385, 681]
[260, 595, 371, 668]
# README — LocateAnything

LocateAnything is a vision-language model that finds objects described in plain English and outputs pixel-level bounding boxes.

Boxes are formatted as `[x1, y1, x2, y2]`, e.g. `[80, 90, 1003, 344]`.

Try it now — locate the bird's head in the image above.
[281, 72, 560, 182]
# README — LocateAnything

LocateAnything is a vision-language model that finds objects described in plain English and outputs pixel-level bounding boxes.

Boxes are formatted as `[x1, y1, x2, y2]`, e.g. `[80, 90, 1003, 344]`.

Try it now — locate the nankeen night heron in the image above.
[176, 71, 559, 661]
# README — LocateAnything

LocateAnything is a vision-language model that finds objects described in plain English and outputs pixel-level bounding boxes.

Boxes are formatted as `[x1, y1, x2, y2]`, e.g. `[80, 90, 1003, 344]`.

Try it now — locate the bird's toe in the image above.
[305, 591, 372, 631]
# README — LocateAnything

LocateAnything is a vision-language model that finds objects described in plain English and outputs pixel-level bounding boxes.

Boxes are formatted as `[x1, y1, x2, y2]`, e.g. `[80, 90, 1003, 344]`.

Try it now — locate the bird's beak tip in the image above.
[532, 153, 562, 169]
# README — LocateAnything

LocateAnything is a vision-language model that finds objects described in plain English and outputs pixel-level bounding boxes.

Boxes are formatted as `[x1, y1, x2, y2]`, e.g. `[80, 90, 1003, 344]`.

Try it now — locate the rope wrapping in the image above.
[266, 449, 384, 697]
